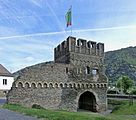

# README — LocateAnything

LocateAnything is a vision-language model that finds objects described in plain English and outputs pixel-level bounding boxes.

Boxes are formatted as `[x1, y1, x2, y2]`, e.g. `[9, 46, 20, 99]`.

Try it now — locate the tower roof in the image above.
[0, 64, 13, 77]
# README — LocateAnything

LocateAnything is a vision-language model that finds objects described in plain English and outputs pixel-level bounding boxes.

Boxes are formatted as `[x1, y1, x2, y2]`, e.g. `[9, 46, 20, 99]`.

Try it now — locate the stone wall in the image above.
[8, 80, 107, 111]
[13, 62, 70, 83]
[7, 36, 108, 112]
[8, 86, 62, 109]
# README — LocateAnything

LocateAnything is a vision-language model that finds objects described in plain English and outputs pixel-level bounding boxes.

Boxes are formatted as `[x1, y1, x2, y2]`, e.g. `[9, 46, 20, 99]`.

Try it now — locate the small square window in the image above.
[92, 69, 98, 75]
[92, 69, 97, 75]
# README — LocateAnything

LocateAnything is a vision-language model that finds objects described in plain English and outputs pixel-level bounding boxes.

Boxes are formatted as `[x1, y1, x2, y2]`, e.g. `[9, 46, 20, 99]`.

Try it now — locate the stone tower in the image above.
[7, 36, 108, 112]
[54, 36, 107, 111]
[54, 36, 105, 84]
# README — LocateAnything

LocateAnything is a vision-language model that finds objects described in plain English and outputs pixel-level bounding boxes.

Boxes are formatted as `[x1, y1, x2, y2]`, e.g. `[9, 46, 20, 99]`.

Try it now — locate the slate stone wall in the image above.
[7, 36, 108, 112]
[8, 82, 107, 111]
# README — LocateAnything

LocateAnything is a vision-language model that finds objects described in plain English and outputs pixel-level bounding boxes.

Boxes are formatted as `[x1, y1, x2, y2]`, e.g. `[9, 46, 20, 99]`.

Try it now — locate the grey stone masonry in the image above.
[7, 36, 108, 112]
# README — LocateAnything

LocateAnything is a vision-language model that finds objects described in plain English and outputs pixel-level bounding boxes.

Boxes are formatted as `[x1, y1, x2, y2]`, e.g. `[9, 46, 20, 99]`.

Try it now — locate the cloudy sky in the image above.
[0, 0, 136, 72]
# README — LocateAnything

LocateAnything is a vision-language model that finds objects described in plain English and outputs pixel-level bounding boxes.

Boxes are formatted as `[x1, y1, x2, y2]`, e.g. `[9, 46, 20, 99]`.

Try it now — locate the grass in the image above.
[108, 99, 127, 110]
[107, 99, 136, 120]
[3, 104, 110, 120]
[2, 100, 136, 120]
[108, 115, 136, 120]
[109, 100, 136, 115]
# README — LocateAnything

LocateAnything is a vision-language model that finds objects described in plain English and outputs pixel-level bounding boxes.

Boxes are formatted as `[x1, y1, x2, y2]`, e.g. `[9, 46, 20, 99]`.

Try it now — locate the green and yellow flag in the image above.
[65, 7, 72, 27]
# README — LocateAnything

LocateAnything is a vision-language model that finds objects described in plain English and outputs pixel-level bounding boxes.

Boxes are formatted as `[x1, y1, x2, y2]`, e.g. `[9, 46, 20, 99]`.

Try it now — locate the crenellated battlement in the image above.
[54, 36, 104, 63]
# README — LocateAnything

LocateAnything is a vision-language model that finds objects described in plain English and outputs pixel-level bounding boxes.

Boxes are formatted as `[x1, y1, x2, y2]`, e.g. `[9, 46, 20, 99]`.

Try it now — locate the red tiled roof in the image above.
[0, 64, 13, 77]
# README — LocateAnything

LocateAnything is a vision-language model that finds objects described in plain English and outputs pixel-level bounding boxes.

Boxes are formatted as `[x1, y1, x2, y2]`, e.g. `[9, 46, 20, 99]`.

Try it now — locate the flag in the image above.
[65, 7, 72, 27]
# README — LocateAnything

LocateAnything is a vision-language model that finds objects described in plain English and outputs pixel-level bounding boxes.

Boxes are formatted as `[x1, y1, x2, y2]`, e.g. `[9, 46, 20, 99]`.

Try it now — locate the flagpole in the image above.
[65, 5, 72, 37]
[71, 5, 72, 36]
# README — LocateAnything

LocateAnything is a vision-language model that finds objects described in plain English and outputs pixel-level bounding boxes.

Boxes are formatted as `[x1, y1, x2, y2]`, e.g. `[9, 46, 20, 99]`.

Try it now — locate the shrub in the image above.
[107, 90, 119, 94]
[32, 104, 43, 109]
[130, 89, 136, 95]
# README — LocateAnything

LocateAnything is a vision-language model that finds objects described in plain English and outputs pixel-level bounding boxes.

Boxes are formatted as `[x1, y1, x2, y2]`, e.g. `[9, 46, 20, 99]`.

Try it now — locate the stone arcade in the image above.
[7, 36, 108, 112]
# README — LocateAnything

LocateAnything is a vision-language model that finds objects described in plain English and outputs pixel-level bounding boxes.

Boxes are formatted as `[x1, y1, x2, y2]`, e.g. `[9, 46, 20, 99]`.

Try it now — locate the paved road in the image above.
[0, 108, 38, 120]
[0, 98, 38, 120]
[0, 98, 6, 104]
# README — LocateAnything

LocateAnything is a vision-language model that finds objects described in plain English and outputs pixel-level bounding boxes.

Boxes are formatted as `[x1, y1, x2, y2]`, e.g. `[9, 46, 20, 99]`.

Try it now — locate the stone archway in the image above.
[78, 91, 97, 112]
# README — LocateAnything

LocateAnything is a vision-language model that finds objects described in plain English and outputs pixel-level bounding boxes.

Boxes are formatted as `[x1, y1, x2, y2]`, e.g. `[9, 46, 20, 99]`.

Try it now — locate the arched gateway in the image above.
[78, 91, 97, 112]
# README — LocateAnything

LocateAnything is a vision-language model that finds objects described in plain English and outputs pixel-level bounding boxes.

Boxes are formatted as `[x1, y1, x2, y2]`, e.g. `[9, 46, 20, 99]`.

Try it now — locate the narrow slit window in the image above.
[66, 67, 68, 73]
[86, 66, 90, 74]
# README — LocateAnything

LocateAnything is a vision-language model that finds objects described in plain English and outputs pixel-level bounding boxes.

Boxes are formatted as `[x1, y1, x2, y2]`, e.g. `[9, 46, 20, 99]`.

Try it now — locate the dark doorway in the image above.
[78, 91, 97, 112]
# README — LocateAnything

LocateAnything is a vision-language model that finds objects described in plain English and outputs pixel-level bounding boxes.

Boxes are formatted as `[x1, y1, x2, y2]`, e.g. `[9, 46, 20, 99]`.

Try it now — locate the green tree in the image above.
[117, 76, 134, 94]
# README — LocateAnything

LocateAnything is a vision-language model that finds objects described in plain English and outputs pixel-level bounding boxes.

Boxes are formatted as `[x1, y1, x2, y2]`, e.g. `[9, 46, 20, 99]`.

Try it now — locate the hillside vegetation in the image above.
[104, 46, 136, 84]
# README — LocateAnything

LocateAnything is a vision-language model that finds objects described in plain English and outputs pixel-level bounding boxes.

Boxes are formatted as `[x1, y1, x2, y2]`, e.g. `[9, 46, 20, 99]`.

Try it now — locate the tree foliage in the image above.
[130, 89, 136, 95]
[117, 76, 134, 94]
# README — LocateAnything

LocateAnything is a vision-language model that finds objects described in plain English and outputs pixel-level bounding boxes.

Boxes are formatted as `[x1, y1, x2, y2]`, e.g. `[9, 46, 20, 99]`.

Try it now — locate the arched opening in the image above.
[78, 91, 97, 112]
[59, 83, 63, 88]
[31, 83, 36, 89]
[64, 83, 68, 88]
[54, 83, 58, 88]
[49, 83, 53, 88]
[25, 82, 30, 88]
[69, 84, 72, 88]
[38, 83, 42, 88]
[18, 82, 23, 88]
[77, 84, 80, 88]
[43, 83, 47, 88]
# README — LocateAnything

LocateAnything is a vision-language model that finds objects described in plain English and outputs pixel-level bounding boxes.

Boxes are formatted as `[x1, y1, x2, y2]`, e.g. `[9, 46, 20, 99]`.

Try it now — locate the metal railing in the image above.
[107, 94, 136, 99]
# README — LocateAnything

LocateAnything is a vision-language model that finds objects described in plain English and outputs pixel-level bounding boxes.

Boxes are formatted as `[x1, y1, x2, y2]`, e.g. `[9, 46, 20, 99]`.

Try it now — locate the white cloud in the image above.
[25, 56, 34, 62]
[0, 25, 136, 40]
[0, 31, 65, 40]
[128, 40, 136, 46]
[0, 26, 20, 37]
[29, 0, 43, 7]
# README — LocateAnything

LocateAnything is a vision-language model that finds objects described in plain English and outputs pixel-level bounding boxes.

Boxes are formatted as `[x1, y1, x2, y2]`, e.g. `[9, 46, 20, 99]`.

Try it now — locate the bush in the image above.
[130, 89, 136, 95]
[111, 106, 120, 113]
[32, 104, 43, 109]
[107, 90, 119, 94]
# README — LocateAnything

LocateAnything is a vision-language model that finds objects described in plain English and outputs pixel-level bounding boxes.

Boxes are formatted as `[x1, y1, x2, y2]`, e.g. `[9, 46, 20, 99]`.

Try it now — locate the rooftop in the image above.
[0, 64, 13, 77]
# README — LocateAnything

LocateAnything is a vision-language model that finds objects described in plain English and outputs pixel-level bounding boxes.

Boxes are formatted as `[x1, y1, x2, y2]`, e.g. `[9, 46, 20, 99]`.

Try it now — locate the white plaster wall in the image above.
[0, 76, 14, 90]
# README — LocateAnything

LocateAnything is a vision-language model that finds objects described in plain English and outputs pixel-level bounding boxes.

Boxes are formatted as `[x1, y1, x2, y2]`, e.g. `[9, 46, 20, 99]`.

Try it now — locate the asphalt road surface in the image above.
[0, 98, 38, 120]
[0, 98, 6, 104]
[0, 109, 38, 120]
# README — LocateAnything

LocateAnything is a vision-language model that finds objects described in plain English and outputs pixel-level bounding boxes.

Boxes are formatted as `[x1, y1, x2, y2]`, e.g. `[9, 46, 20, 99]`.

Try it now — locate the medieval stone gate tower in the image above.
[7, 36, 108, 112]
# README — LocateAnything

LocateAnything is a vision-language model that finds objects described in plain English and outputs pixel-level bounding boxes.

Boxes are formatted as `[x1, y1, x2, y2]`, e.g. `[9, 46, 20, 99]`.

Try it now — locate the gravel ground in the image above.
[100, 110, 112, 115]
[0, 108, 38, 120]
